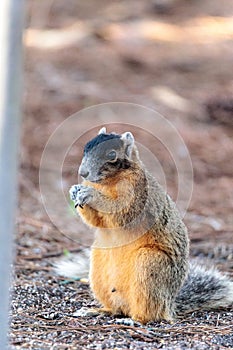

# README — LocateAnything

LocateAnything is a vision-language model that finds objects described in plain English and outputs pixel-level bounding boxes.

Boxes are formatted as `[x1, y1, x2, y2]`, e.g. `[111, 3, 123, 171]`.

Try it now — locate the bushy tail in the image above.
[54, 248, 90, 279]
[175, 263, 233, 314]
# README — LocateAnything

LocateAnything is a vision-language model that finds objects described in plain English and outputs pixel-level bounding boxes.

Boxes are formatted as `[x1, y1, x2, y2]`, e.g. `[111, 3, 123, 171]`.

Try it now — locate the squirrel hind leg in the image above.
[130, 303, 174, 324]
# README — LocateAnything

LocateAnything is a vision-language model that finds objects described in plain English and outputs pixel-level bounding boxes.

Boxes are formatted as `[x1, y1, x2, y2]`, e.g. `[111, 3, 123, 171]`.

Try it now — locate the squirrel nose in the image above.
[79, 167, 89, 178]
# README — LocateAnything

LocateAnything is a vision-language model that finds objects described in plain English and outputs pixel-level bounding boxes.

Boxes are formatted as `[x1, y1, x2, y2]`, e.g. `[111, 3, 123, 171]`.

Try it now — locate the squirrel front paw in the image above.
[69, 184, 93, 209]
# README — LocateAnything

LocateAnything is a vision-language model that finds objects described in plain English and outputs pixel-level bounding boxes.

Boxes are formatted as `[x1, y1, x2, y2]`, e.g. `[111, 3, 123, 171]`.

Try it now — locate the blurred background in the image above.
[19, 0, 233, 265]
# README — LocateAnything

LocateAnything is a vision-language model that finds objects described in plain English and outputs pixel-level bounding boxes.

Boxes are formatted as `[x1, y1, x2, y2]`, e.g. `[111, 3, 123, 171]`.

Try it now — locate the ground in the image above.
[11, 0, 233, 349]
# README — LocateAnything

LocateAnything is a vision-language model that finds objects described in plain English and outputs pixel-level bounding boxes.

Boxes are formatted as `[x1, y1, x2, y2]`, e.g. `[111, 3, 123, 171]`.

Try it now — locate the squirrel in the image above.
[65, 127, 233, 324]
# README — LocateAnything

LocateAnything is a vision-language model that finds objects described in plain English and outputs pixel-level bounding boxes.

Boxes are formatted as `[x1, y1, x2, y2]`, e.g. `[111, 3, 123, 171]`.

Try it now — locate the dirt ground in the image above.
[11, 0, 233, 349]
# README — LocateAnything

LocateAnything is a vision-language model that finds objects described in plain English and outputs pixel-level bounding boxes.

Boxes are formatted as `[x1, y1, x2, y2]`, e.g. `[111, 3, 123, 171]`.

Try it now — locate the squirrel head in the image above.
[78, 128, 140, 183]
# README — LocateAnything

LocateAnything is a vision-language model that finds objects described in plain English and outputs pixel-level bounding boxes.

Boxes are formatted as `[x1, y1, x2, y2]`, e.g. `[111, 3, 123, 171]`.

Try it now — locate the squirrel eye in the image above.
[107, 150, 117, 162]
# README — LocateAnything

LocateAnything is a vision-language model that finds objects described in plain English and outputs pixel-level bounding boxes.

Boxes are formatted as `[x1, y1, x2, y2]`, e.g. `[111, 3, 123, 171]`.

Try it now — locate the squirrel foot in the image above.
[69, 184, 93, 208]
[73, 307, 112, 318]
[115, 318, 136, 326]
[131, 311, 174, 325]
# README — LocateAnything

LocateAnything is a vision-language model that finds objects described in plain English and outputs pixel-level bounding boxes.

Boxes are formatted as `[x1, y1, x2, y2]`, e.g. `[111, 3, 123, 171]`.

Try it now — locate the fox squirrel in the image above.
[67, 127, 233, 324]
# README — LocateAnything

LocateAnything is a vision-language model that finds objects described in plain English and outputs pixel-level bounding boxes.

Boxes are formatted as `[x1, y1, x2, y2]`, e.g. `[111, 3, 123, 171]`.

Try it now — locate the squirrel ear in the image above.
[98, 127, 106, 135]
[121, 132, 135, 158]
